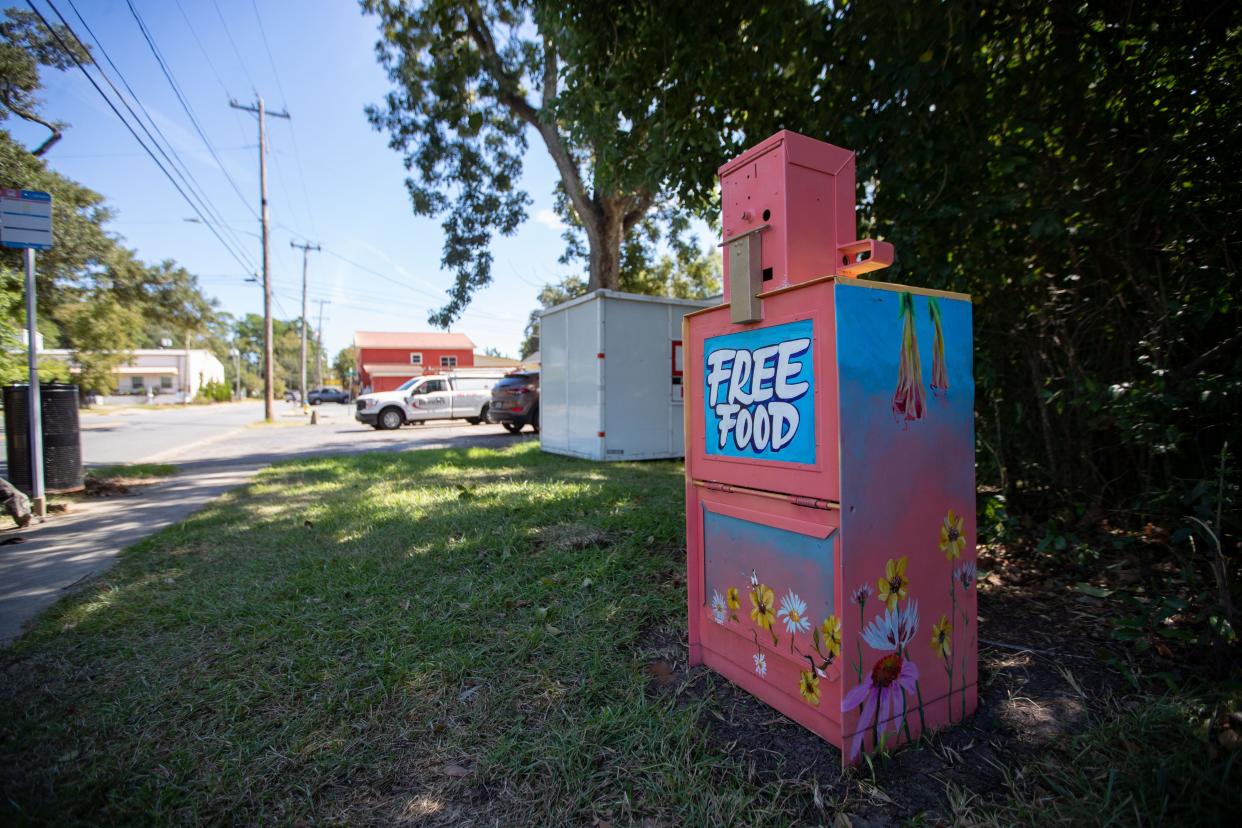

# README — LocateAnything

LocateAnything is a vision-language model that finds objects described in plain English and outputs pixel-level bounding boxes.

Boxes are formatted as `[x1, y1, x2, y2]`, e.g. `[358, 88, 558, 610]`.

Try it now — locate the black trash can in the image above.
[3, 383, 84, 494]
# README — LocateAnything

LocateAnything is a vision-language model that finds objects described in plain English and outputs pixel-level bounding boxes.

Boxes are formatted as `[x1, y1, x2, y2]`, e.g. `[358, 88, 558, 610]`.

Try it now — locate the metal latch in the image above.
[721, 224, 769, 324]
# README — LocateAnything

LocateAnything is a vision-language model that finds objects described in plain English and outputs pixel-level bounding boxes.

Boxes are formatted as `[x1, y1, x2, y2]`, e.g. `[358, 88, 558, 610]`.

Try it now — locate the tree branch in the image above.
[461, 2, 598, 231]
[0, 88, 62, 156]
[621, 192, 656, 233]
[461, 3, 539, 125]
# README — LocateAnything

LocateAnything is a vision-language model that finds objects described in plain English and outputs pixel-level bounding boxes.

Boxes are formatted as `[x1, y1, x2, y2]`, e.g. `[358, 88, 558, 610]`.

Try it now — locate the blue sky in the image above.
[8, 0, 589, 359]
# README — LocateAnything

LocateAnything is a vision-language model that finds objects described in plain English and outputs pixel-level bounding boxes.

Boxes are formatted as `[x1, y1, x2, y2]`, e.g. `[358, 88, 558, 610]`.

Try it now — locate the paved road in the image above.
[0, 400, 266, 475]
[79, 401, 269, 465]
[0, 401, 537, 643]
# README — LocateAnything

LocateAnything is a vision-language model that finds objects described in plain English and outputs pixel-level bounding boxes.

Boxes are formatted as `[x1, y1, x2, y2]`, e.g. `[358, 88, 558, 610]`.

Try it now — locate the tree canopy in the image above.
[795, 1, 1242, 513]
[363, 0, 813, 326]
[0, 7, 225, 393]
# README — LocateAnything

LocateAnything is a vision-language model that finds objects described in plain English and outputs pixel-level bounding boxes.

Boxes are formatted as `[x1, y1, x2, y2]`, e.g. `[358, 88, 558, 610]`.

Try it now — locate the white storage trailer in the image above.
[539, 289, 715, 461]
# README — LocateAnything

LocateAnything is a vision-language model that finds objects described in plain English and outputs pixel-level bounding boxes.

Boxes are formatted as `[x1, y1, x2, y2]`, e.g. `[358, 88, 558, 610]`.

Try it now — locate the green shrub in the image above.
[195, 379, 232, 403]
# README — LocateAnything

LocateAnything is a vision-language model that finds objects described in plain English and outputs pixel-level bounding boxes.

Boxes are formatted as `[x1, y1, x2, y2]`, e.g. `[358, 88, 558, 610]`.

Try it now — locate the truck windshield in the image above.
[395, 377, 421, 392]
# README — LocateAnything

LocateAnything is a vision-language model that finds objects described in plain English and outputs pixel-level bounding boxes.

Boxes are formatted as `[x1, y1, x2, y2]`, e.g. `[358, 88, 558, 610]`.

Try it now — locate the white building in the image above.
[40, 349, 226, 404]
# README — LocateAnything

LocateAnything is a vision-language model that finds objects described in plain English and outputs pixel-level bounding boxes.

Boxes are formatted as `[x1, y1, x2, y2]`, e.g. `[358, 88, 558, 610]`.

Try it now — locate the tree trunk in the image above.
[585, 200, 625, 291]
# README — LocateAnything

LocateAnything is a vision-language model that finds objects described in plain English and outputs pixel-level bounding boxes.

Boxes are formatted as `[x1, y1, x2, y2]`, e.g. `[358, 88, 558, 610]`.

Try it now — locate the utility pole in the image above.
[230, 96, 290, 422]
[314, 299, 328, 387]
[290, 241, 320, 410]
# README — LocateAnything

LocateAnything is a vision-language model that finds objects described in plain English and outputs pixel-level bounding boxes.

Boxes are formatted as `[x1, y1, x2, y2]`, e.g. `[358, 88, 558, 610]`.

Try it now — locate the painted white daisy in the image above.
[861, 600, 920, 652]
[777, 589, 811, 635]
[753, 652, 767, 677]
[710, 590, 728, 625]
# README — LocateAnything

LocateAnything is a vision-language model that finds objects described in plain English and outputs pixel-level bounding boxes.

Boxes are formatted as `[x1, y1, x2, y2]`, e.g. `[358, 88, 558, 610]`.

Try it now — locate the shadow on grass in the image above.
[1, 442, 1236, 826]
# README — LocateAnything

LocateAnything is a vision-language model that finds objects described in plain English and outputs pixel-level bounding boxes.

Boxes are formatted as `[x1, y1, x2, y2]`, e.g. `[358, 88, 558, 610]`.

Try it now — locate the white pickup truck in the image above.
[354, 372, 504, 430]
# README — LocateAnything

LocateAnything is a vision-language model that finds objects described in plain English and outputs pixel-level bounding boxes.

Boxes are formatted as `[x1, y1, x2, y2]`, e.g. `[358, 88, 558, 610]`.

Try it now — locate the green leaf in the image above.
[1076, 583, 1113, 598]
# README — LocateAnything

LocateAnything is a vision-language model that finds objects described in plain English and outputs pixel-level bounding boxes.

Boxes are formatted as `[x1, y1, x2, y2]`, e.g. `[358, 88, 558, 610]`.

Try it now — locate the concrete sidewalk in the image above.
[0, 413, 533, 645]
[0, 463, 264, 644]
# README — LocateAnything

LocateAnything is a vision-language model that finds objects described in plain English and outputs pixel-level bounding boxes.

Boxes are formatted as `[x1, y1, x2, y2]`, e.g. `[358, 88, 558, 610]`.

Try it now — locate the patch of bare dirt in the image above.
[638, 577, 1124, 825]
[533, 521, 611, 552]
[83, 476, 132, 497]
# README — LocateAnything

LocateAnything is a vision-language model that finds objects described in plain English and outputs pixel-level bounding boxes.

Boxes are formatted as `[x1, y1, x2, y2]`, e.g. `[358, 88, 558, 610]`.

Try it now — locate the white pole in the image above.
[24, 247, 45, 518]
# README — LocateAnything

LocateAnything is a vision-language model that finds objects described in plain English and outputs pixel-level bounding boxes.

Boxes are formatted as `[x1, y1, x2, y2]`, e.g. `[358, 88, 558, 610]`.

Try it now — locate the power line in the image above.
[318, 247, 445, 302]
[56, 0, 252, 261]
[29, 0, 257, 276]
[210, 0, 255, 92]
[172, 0, 231, 100]
[173, 0, 250, 148]
[248, 0, 319, 238]
[124, 0, 258, 222]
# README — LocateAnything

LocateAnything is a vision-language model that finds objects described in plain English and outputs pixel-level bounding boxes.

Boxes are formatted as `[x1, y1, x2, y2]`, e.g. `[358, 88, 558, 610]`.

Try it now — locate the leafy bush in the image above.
[195, 379, 232, 403]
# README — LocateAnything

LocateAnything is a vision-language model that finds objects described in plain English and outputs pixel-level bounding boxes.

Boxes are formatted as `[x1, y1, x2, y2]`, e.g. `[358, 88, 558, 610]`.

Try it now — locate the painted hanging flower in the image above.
[892, 291, 926, 423]
[928, 296, 949, 396]
[841, 653, 920, 759]
[726, 587, 741, 612]
[876, 556, 910, 611]
[799, 669, 821, 706]
[940, 510, 966, 560]
[821, 614, 843, 658]
[956, 561, 977, 590]
[753, 652, 768, 677]
[851, 583, 874, 605]
[930, 614, 952, 659]
[861, 600, 920, 653]
[710, 590, 728, 625]
[750, 584, 776, 630]
[778, 589, 811, 635]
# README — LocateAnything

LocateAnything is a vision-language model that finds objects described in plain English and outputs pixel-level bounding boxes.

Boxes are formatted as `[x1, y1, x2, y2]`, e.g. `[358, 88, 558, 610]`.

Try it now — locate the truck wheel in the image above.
[469, 403, 489, 425]
[378, 407, 404, 430]
[531, 405, 540, 434]
[503, 422, 522, 434]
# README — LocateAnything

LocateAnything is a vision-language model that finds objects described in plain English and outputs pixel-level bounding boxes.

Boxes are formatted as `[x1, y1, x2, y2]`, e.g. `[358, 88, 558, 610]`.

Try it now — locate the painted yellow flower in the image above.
[931, 613, 952, 659]
[821, 614, 842, 658]
[876, 556, 910, 611]
[749, 584, 776, 630]
[726, 587, 741, 611]
[799, 669, 821, 705]
[940, 509, 966, 560]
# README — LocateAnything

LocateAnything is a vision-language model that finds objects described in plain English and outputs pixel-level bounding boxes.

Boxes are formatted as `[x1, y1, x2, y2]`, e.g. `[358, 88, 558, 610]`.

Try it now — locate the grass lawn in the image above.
[1, 443, 1237, 825]
[86, 463, 178, 480]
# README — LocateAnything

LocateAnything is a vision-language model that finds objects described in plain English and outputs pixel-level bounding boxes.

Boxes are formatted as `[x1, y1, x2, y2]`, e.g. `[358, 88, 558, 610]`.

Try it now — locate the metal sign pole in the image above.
[24, 247, 45, 517]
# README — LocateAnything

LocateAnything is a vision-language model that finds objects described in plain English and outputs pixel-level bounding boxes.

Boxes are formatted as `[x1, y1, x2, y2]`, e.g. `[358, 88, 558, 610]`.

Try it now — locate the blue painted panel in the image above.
[703, 508, 835, 625]
[703, 319, 815, 465]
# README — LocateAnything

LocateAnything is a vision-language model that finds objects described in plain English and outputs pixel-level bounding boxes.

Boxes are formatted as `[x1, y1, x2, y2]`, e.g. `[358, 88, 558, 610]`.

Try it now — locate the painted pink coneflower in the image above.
[892, 292, 926, 423]
[842, 652, 920, 759]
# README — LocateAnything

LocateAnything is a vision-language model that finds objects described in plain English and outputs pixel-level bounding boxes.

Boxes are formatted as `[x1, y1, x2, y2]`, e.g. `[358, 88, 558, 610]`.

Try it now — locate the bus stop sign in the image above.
[0, 189, 53, 250]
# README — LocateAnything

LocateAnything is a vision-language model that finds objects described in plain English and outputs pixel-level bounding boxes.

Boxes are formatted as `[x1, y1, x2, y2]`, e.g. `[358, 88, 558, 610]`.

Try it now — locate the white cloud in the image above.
[534, 208, 565, 231]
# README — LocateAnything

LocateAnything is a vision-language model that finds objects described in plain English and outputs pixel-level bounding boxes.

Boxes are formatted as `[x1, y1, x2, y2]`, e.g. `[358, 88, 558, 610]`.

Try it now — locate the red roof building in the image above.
[355, 331, 476, 392]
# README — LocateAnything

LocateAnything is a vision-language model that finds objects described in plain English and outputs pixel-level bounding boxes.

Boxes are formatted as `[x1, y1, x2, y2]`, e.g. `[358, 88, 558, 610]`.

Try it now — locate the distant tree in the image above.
[362, 0, 817, 326]
[127, 259, 220, 349]
[332, 346, 357, 386]
[1, 10, 220, 396]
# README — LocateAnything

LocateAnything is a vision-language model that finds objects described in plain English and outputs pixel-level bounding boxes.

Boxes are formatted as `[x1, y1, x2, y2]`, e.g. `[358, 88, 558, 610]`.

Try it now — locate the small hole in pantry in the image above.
[762, 209, 771, 221]
[762, 267, 773, 282]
